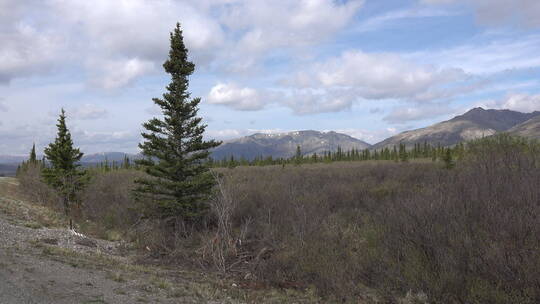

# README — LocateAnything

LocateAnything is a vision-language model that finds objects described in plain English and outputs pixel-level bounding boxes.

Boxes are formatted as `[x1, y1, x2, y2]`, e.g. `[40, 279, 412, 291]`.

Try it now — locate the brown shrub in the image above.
[79, 169, 146, 239]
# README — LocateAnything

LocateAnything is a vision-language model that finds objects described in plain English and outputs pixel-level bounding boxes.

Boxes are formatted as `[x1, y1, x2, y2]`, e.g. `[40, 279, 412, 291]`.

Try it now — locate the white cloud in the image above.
[475, 93, 540, 113]
[207, 83, 265, 111]
[0, 22, 64, 83]
[282, 90, 357, 114]
[355, 7, 457, 33]
[1, 0, 365, 86]
[421, 0, 540, 28]
[501, 94, 540, 112]
[206, 129, 249, 140]
[282, 50, 468, 114]
[406, 34, 540, 74]
[331, 128, 400, 144]
[71, 104, 108, 120]
[383, 103, 456, 124]
[90, 58, 155, 89]
[223, 0, 364, 51]
[288, 50, 465, 100]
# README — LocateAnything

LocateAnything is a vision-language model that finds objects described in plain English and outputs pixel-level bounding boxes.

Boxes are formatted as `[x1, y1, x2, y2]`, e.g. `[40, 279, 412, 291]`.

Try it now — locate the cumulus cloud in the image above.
[332, 128, 400, 144]
[354, 7, 457, 33]
[223, 0, 364, 51]
[475, 93, 540, 113]
[0, 0, 365, 86]
[383, 103, 456, 124]
[421, 0, 540, 28]
[282, 50, 469, 114]
[90, 58, 155, 89]
[501, 94, 540, 112]
[207, 83, 266, 111]
[406, 34, 540, 74]
[0, 22, 64, 83]
[71, 104, 108, 120]
[288, 50, 465, 100]
[282, 90, 357, 115]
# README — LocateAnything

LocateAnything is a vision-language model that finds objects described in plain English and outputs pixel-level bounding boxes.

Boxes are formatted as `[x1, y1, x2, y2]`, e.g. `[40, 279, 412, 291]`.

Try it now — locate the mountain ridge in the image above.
[211, 130, 371, 160]
[372, 107, 540, 149]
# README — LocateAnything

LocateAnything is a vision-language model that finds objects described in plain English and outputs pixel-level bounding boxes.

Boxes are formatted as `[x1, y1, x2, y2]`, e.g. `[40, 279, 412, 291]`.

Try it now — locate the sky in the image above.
[1, 0, 540, 155]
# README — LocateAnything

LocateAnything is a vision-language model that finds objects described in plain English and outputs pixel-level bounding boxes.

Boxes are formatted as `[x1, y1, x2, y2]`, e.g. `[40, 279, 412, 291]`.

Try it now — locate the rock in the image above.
[41, 238, 58, 245]
[75, 238, 97, 248]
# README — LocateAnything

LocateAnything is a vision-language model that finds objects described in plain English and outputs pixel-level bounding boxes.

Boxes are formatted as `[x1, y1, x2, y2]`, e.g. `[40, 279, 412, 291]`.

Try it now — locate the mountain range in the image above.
[373, 108, 540, 149]
[211, 130, 371, 160]
[1, 107, 540, 173]
[0, 152, 139, 166]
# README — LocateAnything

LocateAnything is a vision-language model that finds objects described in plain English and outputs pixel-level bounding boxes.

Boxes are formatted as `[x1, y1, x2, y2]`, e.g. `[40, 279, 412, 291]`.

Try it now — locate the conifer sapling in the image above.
[42, 109, 86, 216]
[134, 23, 220, 224]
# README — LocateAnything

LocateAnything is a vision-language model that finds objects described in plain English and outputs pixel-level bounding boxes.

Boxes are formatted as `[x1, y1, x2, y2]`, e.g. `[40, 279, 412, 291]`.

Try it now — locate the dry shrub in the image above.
[79, 169, 146, 239]
[17, 162, 59, 207]
[366, 135, 540, 303]
[210, 136, 540, 303]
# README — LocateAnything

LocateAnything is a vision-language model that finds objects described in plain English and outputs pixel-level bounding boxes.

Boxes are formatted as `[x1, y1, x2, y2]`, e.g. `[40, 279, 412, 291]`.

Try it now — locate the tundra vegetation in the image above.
[13, 22, 540, 303]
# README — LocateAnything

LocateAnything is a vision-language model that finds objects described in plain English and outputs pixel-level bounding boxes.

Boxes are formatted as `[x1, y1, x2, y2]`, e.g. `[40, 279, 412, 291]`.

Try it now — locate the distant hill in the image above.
[0, 164, 18, 177]
[508, 115, 540, 140]
[211, 130, 371, 160]
[373, 108, 540, 149]
[0, 152, 141, 176]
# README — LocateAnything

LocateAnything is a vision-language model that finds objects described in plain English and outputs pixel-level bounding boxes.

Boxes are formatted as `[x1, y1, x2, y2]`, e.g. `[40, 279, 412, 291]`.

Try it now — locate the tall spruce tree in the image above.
[42, 109, 86, 215]
[134, 23, 220, 223]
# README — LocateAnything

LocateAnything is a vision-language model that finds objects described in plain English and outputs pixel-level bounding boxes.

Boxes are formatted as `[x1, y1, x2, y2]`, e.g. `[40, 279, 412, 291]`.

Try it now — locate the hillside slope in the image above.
[373, 108, 540, 149]
[508, 115, 540, 139]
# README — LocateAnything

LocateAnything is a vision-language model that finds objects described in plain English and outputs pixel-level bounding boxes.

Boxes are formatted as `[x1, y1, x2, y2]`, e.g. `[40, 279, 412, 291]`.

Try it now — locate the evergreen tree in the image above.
[122, 155, 131, 169]
[399, 143, 408, 162]
[42, 109, 86, 215]
[134, 23, 221, 223]
[29, 143, 37, 163]
[442, 148, 455, 169]
[294, 145, 303, 165]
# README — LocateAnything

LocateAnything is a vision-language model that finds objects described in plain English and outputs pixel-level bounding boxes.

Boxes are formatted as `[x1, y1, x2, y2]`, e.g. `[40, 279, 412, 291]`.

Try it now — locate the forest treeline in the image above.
[210, 141, 459, 168]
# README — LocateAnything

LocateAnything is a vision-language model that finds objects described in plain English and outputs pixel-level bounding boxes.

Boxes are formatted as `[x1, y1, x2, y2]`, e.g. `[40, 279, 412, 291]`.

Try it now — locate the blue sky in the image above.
[1, 0, 539, 154]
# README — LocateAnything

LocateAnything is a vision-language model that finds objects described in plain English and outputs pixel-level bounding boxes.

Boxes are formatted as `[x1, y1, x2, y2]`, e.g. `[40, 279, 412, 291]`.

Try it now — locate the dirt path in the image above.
[0, 178, 183, 303]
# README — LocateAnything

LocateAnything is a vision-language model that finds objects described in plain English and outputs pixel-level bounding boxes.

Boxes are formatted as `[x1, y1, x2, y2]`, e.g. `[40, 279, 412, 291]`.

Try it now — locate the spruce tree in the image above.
[294, 145, 302, 165]
[399, 143, 408, 162]
[29, 143, 37, 163]
[42, 109, 86, 216]
[134, 23, 220, 223]
[443, 147, 455, 169]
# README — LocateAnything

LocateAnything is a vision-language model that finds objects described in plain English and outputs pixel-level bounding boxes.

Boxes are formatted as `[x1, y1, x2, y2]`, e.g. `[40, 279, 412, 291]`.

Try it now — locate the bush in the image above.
[79, 169, 146, 239]
[17, 162, 59, 207]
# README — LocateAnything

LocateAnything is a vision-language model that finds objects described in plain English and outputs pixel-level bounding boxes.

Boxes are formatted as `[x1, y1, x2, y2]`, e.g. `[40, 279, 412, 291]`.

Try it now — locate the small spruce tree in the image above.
[42, 109, 86, 216]
[442, 147, 455, 169]
[294, 145, 302, 165]
[29, 143, 37, 164]
[399, 143, 409, 162]
[134, 23, 221, 224]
